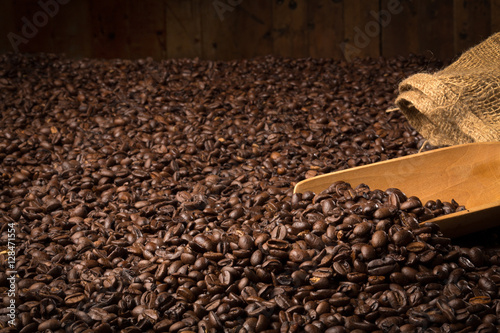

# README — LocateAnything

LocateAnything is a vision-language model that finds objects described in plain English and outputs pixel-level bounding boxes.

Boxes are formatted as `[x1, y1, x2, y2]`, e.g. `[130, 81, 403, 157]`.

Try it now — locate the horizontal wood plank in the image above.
[493, 0, 500, 33]
[415, 0, 454, 60]
[0, 0, 496, 60]
[89, 0, 130, 59]
[166, 0, 202, 59]
[0, 1, 16, 54]
[381, 0, 419, 57]
[308, 0, 344, 59]
[51, 0, 92, 58]
[273, 0, 308, 58]
[344, 0, 380, 61]
[454, 0, 492, 55]
[129, 0, 165, 59]
[12, 0, 55, 54]
[201, 0, 273, 60]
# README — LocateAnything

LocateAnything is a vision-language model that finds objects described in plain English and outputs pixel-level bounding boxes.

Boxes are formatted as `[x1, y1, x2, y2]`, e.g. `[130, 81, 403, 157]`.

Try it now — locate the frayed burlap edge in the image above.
[395, 33, 500, 146]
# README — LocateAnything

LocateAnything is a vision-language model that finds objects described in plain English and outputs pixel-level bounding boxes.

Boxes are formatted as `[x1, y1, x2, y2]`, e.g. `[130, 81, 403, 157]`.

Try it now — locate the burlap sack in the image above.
[395, 32, 500, 146]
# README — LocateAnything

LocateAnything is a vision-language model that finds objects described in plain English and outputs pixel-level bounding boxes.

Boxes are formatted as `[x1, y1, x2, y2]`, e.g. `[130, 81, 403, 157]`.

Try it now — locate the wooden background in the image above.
[0, 0, 498, 61]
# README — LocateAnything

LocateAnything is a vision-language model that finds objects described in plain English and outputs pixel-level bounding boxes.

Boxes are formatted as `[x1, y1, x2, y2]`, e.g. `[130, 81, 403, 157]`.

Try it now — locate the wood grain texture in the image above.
[166, 0, 201, 59]
[201, 0, 273, 60]
[50, 0, 91, 58]
[0, 1, 16, 54]
[90, 0, 130, 59]
[454, 0, 492, 55]
[295, 142, 500, 208]
[493, 0, 500, 33]
[344, 0, 380, 60]
[417, 0, 454, 60]
[12, 0, 55, 54]
[294, 142, 500, 238]
[381, 0, 419, 57]
[234, 0, 273, 59]
[307, 0, 344, 59]
[272, 0, 308, 58]
[129, 0, 165, 59]
[199, 0, 233, 60]
[0, 0, 497, 60]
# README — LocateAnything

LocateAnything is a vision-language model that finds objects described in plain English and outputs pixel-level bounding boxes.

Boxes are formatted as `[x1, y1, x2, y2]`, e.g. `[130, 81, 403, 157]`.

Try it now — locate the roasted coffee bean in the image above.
[432, 264, 450, 280]
[333, 260, 352, 276]
[468, 247, 485, 267]
[239, 234, 255, 250]
[392, 229, 414, 246]
[478, 277, 498, 295]
[325, 327, 346, 333]
[367, 258, 397, 276]
[3, 53, 493, 333]
[360, 244, 376, 261]
[378, 316, 404, 331]
[65, 292, 86, 305]
[353, 221, 372, 237]
[400, 197, 422, 211]
[406, 241, 426, 252]
[38, 319, 61, 331]
[371, 230, 389, 248]
[416, 271, 439, 283]
[373, 205, 397, 219]
[458, 256, 476, 271]
[390, 272, 408, 285]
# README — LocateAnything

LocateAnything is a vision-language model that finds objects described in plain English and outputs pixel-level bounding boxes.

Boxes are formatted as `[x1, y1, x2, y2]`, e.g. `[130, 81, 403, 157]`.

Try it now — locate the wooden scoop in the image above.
[294, 142, 500, 238]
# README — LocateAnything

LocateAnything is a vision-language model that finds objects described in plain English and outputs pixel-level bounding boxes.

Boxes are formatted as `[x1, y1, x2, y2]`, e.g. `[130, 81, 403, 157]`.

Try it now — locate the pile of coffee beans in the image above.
[1, 53, 500, 333]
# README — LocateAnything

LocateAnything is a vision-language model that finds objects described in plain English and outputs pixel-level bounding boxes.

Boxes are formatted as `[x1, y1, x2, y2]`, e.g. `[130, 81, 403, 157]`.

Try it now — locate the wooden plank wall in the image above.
[0, 0, 498, 61]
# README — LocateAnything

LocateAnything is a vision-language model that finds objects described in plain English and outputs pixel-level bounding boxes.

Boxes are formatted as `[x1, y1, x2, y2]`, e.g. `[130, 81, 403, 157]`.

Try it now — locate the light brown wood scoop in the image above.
[294, 142, 500, 238]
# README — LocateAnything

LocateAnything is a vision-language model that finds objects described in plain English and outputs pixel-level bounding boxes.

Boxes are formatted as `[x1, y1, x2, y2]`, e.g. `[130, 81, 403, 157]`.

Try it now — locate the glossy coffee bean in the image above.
[3, 53, 495, 333]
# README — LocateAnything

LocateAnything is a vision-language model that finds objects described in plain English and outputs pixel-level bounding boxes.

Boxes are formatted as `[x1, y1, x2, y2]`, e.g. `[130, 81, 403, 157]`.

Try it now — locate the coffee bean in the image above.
[400, 197, 422, 211]
[458, 256, 476, 271]
[353, 221, 372, 237]
[392, 229, 413, 246]
[333, 260, 351, 276]
[468, 247, 485, 267]
[373, 205, 396, 219]
[289, 248, 312, 263]
[367, 257, 398, 276]
[360, 244, 376, 261]
[270, 225, 287, 240]
[478, 277, 498, 295]
[38, 319, 61, 331]
[65, 293, 86, 305]
[4, 53, 493, 333]
[406, 241, 426, 252]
